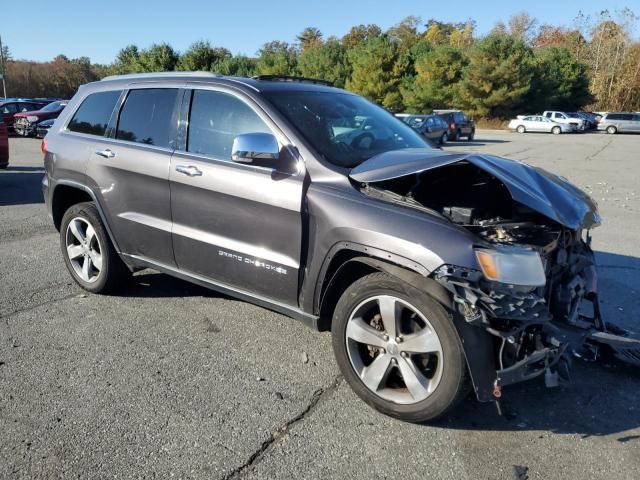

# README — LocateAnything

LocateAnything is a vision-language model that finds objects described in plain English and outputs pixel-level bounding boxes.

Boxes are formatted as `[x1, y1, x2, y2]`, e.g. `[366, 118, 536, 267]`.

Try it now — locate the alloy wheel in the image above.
[345, 295, 444, 405]
[65, 217, 103, 283]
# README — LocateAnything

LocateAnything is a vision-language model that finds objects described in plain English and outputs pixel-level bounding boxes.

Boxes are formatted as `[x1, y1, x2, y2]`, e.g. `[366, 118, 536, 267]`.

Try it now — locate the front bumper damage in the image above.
[433, 241, 640, 405]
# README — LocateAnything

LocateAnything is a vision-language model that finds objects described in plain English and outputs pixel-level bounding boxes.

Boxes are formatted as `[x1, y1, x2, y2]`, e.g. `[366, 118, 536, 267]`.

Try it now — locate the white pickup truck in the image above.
[542, 111, 586, 131]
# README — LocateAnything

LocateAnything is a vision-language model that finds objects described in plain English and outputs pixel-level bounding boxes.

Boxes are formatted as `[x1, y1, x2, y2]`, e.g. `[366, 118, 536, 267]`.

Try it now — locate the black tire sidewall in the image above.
[331, 273, 468, 422]
[60, 202, 123, 294]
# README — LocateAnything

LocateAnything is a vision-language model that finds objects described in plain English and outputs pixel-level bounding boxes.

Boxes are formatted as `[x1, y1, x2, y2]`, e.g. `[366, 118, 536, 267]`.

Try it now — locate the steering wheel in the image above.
[350, 132, 375, 150]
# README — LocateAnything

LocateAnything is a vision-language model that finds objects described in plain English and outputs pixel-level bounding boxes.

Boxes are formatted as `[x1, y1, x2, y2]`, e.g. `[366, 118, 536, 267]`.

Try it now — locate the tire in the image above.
[454, 129, 461, 141]
[606, 125, 617, 134]
[467, 129, 475, 141]
[331, 272, 469, 423]
[516, 125, 526, 134]
[439, 133, 448, 145]
[551, 126, 561, 135]
[60, 202, 131, 294]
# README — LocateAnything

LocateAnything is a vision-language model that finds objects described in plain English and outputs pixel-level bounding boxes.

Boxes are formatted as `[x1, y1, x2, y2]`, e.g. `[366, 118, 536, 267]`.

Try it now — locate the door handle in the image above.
[95, 149, 116, 159]
[175, 165, 203, 177]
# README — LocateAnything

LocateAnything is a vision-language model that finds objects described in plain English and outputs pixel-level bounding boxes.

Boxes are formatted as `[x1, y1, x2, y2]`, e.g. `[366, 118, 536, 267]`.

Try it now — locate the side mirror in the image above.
[231, 133, 279, 164]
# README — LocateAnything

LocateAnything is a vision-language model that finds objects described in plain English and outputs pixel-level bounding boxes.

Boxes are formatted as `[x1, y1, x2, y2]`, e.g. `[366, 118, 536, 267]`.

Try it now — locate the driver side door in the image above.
[169, 88, 304, 305]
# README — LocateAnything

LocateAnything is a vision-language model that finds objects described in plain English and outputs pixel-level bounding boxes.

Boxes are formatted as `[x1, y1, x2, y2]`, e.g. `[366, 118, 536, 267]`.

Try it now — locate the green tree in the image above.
[177, 41, 230, 71]
[527, 47, 592, 111]
[256, 41, 297, 75]
[401, 45, 467, 112]
[136, 43, 179, 72]
[297, 38, 349, 86]
[297, 27, 323, 52]
[346, 36, 402, 110]
[111, 45, 140, 74]
[458, 33, 535, 117]
[212, 55, 258, 77]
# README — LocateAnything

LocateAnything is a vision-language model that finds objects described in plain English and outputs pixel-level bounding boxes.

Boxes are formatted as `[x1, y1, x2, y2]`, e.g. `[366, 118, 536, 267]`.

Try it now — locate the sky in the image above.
[2, 0, 639, 64]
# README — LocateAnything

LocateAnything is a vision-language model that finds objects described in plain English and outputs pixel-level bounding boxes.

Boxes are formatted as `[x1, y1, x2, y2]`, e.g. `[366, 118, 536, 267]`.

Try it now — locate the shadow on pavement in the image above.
[0, 166, 45, 206]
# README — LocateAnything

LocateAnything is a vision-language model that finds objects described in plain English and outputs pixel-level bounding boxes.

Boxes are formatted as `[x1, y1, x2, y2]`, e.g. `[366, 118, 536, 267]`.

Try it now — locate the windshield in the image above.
[263, 91, 430, 168]
[41, 101, 66, 112]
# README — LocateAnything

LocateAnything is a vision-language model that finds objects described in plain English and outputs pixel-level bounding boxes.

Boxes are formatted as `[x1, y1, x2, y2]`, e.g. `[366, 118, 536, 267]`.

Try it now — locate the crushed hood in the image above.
[350, 148, 600, 230]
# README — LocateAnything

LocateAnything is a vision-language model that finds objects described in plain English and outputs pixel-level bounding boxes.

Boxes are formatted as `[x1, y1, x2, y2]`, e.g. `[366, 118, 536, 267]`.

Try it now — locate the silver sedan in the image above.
[508, 115, 573, 134]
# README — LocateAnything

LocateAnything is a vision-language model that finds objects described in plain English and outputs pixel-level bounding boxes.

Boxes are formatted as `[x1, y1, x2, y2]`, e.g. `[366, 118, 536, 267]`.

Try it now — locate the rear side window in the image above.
[187, 90, 271, 160]
[607, 113, 621, 120]
[621, 114, 633, 121]
[116, 89, 179, 148]
[68, 90, 121, 136]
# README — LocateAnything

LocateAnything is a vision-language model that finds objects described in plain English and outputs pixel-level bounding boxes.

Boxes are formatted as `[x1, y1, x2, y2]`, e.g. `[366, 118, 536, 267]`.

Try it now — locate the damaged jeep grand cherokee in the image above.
[43, 73, 640, 422]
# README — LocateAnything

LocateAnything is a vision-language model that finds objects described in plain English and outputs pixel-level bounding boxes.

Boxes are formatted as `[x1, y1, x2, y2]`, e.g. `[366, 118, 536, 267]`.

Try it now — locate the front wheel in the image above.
[551, 126, 561, 135]
[60, 202, 131, 294]
[439, 132, 448, 145]
[467, 129, 475, 141]
[331, 272, 469, 423]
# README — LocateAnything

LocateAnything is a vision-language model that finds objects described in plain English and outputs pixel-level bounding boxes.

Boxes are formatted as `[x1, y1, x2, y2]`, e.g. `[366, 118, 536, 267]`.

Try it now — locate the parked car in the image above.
[403, 114, 449, 144]
[508, 115, 572, 134]
[0, 120, 8, 168]
[597, 112, 640, 134]
[13, 100, 68, 136]
[36, 118, 55, 139]
[43, 72, 639, 422]
[0, 100, 48, 131]
[433, 109, 475, 141]
[542, 111, 586, 131]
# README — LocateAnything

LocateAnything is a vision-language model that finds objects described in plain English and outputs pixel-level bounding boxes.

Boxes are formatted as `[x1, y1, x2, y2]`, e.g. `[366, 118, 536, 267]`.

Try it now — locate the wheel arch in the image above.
[317, 251, 498, 403]
[51, 180, 123, 254]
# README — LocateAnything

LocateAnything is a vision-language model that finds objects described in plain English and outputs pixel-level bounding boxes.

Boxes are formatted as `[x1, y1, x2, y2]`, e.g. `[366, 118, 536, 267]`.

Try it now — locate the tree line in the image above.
[1, 8, 638, 117]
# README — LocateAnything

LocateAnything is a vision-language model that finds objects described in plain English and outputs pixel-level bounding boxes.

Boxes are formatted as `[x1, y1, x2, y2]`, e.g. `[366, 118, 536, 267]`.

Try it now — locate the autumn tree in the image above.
[297, 27, 323, 52]
[341, 24, 382, 49]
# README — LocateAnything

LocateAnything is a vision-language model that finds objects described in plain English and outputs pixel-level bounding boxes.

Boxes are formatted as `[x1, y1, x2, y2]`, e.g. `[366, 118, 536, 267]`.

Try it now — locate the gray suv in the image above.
[597, 112, 640, 134]
[43, 73, 639, 422]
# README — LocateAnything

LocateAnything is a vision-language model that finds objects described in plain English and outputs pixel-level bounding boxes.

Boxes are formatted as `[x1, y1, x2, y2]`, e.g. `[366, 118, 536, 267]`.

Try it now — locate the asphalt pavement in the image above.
[1, 131, 639, 479]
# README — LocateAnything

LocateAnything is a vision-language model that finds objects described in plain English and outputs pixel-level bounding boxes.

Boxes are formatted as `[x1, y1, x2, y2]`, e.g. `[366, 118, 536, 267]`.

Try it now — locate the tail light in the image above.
[41, 139, 48, 155]
[450, 122, 456, 129]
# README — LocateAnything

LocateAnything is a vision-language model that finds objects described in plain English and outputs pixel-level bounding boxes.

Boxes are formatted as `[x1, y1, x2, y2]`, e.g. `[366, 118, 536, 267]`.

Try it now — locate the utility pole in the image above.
[0, 35, 6, 98]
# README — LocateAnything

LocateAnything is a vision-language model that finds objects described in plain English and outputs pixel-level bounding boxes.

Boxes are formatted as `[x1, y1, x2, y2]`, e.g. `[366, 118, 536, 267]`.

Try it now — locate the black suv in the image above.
[434, 109, 475, 141]
[42, 73, 639, 422]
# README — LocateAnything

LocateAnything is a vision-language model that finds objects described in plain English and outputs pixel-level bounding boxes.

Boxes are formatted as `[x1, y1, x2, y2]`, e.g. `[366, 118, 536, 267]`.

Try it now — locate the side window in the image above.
[621, 114, 633, 121]
[544, 112, 551, 118]
[116, 89, 178, 148]
[2, 103, 18, 114]
[68, 90, 122, 136]
[425, 117, 434, 126]
[187, 90, 271, 160]
[633, 114, 640, 122]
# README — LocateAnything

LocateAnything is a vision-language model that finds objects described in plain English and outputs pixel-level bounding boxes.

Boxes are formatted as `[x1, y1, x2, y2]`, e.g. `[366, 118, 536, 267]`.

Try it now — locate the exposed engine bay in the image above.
[359, 159, 640, 404]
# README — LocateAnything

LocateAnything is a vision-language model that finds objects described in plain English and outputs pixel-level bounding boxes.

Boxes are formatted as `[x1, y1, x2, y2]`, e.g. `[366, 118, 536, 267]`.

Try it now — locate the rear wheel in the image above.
[551, 126, 561, 135]
[467, 129, 475, 141]
[606, 125, 617, 134]
[516, 125, 526, 134]
[332, 272, 469, 422]
[454, 129, 461, 141]
[60, 202, 131, 294]
[439, 133, 448, 145]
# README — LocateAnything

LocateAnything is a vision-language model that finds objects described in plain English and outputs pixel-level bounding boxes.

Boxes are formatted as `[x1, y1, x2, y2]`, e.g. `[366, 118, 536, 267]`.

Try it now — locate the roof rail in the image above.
[252, 75, 333, 87]
[101, 71, 221, 82]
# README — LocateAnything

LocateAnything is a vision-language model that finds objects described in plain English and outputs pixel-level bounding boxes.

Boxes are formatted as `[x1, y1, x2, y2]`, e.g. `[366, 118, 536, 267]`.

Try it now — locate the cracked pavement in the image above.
[1, 132, 639, 479]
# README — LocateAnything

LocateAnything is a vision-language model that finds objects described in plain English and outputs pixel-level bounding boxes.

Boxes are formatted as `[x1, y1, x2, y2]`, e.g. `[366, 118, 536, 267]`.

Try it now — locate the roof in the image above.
[97, 72, 342, 94]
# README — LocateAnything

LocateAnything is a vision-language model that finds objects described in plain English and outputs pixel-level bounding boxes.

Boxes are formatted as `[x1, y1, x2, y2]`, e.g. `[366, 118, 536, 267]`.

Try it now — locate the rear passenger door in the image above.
[169, 87, 304, 305]
[85, 87, 181, 266]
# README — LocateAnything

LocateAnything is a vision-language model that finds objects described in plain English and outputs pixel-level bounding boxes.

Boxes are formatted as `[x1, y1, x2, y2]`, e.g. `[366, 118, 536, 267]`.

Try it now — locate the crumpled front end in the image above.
[353, 149, 640, 403]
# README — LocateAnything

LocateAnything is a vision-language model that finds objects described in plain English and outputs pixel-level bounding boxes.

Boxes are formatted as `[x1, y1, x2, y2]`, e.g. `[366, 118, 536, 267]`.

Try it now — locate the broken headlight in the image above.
[475, 246, 546, 287]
